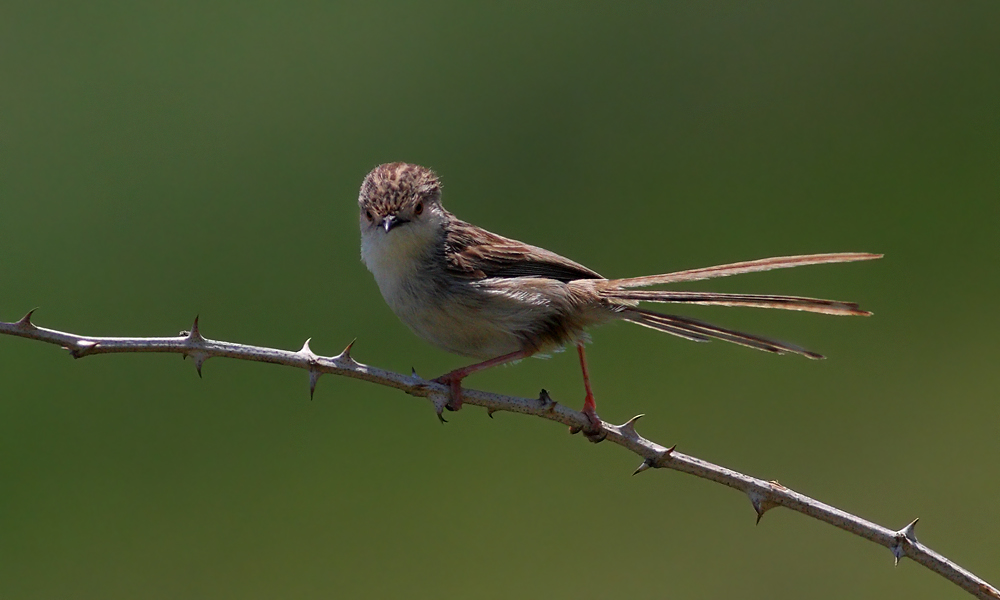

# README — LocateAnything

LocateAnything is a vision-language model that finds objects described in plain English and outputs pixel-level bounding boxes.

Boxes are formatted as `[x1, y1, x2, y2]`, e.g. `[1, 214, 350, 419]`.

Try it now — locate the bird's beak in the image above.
[381, 215, 406, 232]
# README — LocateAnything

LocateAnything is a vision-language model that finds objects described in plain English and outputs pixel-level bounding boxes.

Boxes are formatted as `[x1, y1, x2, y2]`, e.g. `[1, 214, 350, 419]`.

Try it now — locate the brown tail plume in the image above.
[600, 252, 880, 316]
[607, 252, 880, 357]
[607, 252, 882, 288]
[602, 289, 870, 316]
[623, 309, 824, 359]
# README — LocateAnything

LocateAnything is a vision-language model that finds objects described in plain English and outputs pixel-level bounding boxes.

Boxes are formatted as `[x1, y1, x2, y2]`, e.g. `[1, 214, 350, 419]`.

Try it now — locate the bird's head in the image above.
[358, 163, 449, 276]
[358, 162, 445, 236]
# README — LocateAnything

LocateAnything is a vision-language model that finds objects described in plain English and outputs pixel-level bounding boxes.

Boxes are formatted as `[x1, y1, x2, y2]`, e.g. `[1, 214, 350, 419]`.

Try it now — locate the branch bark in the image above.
[1, 310, 996, 599]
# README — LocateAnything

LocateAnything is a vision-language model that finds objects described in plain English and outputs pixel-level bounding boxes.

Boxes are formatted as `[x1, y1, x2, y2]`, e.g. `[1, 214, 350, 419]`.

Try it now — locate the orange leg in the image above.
[433, 349, 534, 411]
[577, 342, 601, 428]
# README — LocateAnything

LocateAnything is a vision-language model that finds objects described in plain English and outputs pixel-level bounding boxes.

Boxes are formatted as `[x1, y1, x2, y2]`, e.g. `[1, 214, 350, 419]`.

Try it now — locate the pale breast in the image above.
[362, 228, 610, 359]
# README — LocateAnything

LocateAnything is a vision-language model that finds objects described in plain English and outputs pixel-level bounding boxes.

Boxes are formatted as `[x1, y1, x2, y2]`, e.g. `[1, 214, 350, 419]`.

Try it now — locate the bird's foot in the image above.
[431, 373, 464, 411]
[569, 393, 606, 443]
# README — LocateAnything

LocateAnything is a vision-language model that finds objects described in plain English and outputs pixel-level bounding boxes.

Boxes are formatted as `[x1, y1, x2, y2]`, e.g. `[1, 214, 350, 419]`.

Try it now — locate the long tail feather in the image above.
[608, 252, 882, 288]
[623, 309, 824, 359]
[604, 290, 871, 316]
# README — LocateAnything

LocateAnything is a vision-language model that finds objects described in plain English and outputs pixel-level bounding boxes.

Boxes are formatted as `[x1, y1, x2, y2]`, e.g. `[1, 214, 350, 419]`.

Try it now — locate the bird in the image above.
[357, 162, 879, 433]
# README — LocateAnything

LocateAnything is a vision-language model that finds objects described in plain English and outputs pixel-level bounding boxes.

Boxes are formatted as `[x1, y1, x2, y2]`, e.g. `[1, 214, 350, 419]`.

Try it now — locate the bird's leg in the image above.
[576, 342, 605, 439]
[433, 349, 533, 411]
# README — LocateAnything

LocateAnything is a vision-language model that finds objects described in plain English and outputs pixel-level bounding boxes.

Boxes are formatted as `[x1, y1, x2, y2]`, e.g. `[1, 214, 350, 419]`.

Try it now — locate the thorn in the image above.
[187, 315, 204, 342]
[650, 444, 677, 467]
[977, 584, 999, 600]
[299, 338, 318, 360]
[900, 518, 919, 541]
[632, 459, 653, 476]
[336, 338, 358, 363]
[189, 351, 208, 377]
[16, 308, 38, 328]
[407, 368, 428, 391]
[429, 394, 448, 424]
[748, 490, 778, 525]
[309, 370, 320, 399]
[891, 518, 919, 566]
[70, 339, 99, 358]
[538, 389, 557, 412]
[487, 407, 496, 418]
[619, 414, 645, 439]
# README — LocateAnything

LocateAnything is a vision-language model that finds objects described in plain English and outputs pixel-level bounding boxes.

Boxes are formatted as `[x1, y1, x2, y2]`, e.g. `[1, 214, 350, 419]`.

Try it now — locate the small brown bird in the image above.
[358, 162, 879, 432]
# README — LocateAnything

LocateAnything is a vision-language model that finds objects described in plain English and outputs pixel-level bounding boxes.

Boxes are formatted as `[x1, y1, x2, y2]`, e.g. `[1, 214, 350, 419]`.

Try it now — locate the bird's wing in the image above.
[444, 219, 603, 282]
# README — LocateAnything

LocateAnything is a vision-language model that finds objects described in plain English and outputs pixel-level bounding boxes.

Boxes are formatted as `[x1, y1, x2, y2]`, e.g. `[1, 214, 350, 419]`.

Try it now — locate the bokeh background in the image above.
[2, 2, 998, 598]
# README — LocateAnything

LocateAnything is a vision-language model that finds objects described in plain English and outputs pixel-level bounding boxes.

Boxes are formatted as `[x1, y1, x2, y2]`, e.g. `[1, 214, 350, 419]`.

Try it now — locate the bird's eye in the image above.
[365, 210, 373, 222]
[414, 201, 424, 216]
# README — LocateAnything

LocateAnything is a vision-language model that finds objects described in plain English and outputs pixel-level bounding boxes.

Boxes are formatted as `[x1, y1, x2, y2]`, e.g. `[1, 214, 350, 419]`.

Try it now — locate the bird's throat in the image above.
[360, 224, 441, 312]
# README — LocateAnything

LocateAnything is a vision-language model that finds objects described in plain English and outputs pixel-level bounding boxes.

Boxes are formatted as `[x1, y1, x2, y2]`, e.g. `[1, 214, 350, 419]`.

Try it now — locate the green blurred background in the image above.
[2, 2, 998, 598]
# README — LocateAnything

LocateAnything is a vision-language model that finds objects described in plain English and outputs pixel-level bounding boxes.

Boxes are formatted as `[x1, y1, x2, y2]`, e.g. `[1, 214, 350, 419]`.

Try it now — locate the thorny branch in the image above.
[1, 310, 997, 600]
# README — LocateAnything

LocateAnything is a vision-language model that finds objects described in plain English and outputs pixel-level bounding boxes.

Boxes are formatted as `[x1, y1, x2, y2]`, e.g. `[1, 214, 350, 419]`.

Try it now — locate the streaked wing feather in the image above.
[444, 219, 603, 282]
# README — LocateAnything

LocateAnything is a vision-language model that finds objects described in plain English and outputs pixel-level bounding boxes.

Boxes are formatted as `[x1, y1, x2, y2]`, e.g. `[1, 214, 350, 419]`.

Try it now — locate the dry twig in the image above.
[1, 310, 996, 599]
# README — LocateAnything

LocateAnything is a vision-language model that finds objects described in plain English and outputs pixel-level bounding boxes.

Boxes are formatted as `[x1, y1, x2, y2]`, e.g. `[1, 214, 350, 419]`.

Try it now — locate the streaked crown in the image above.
[358, 162, 442, 216]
